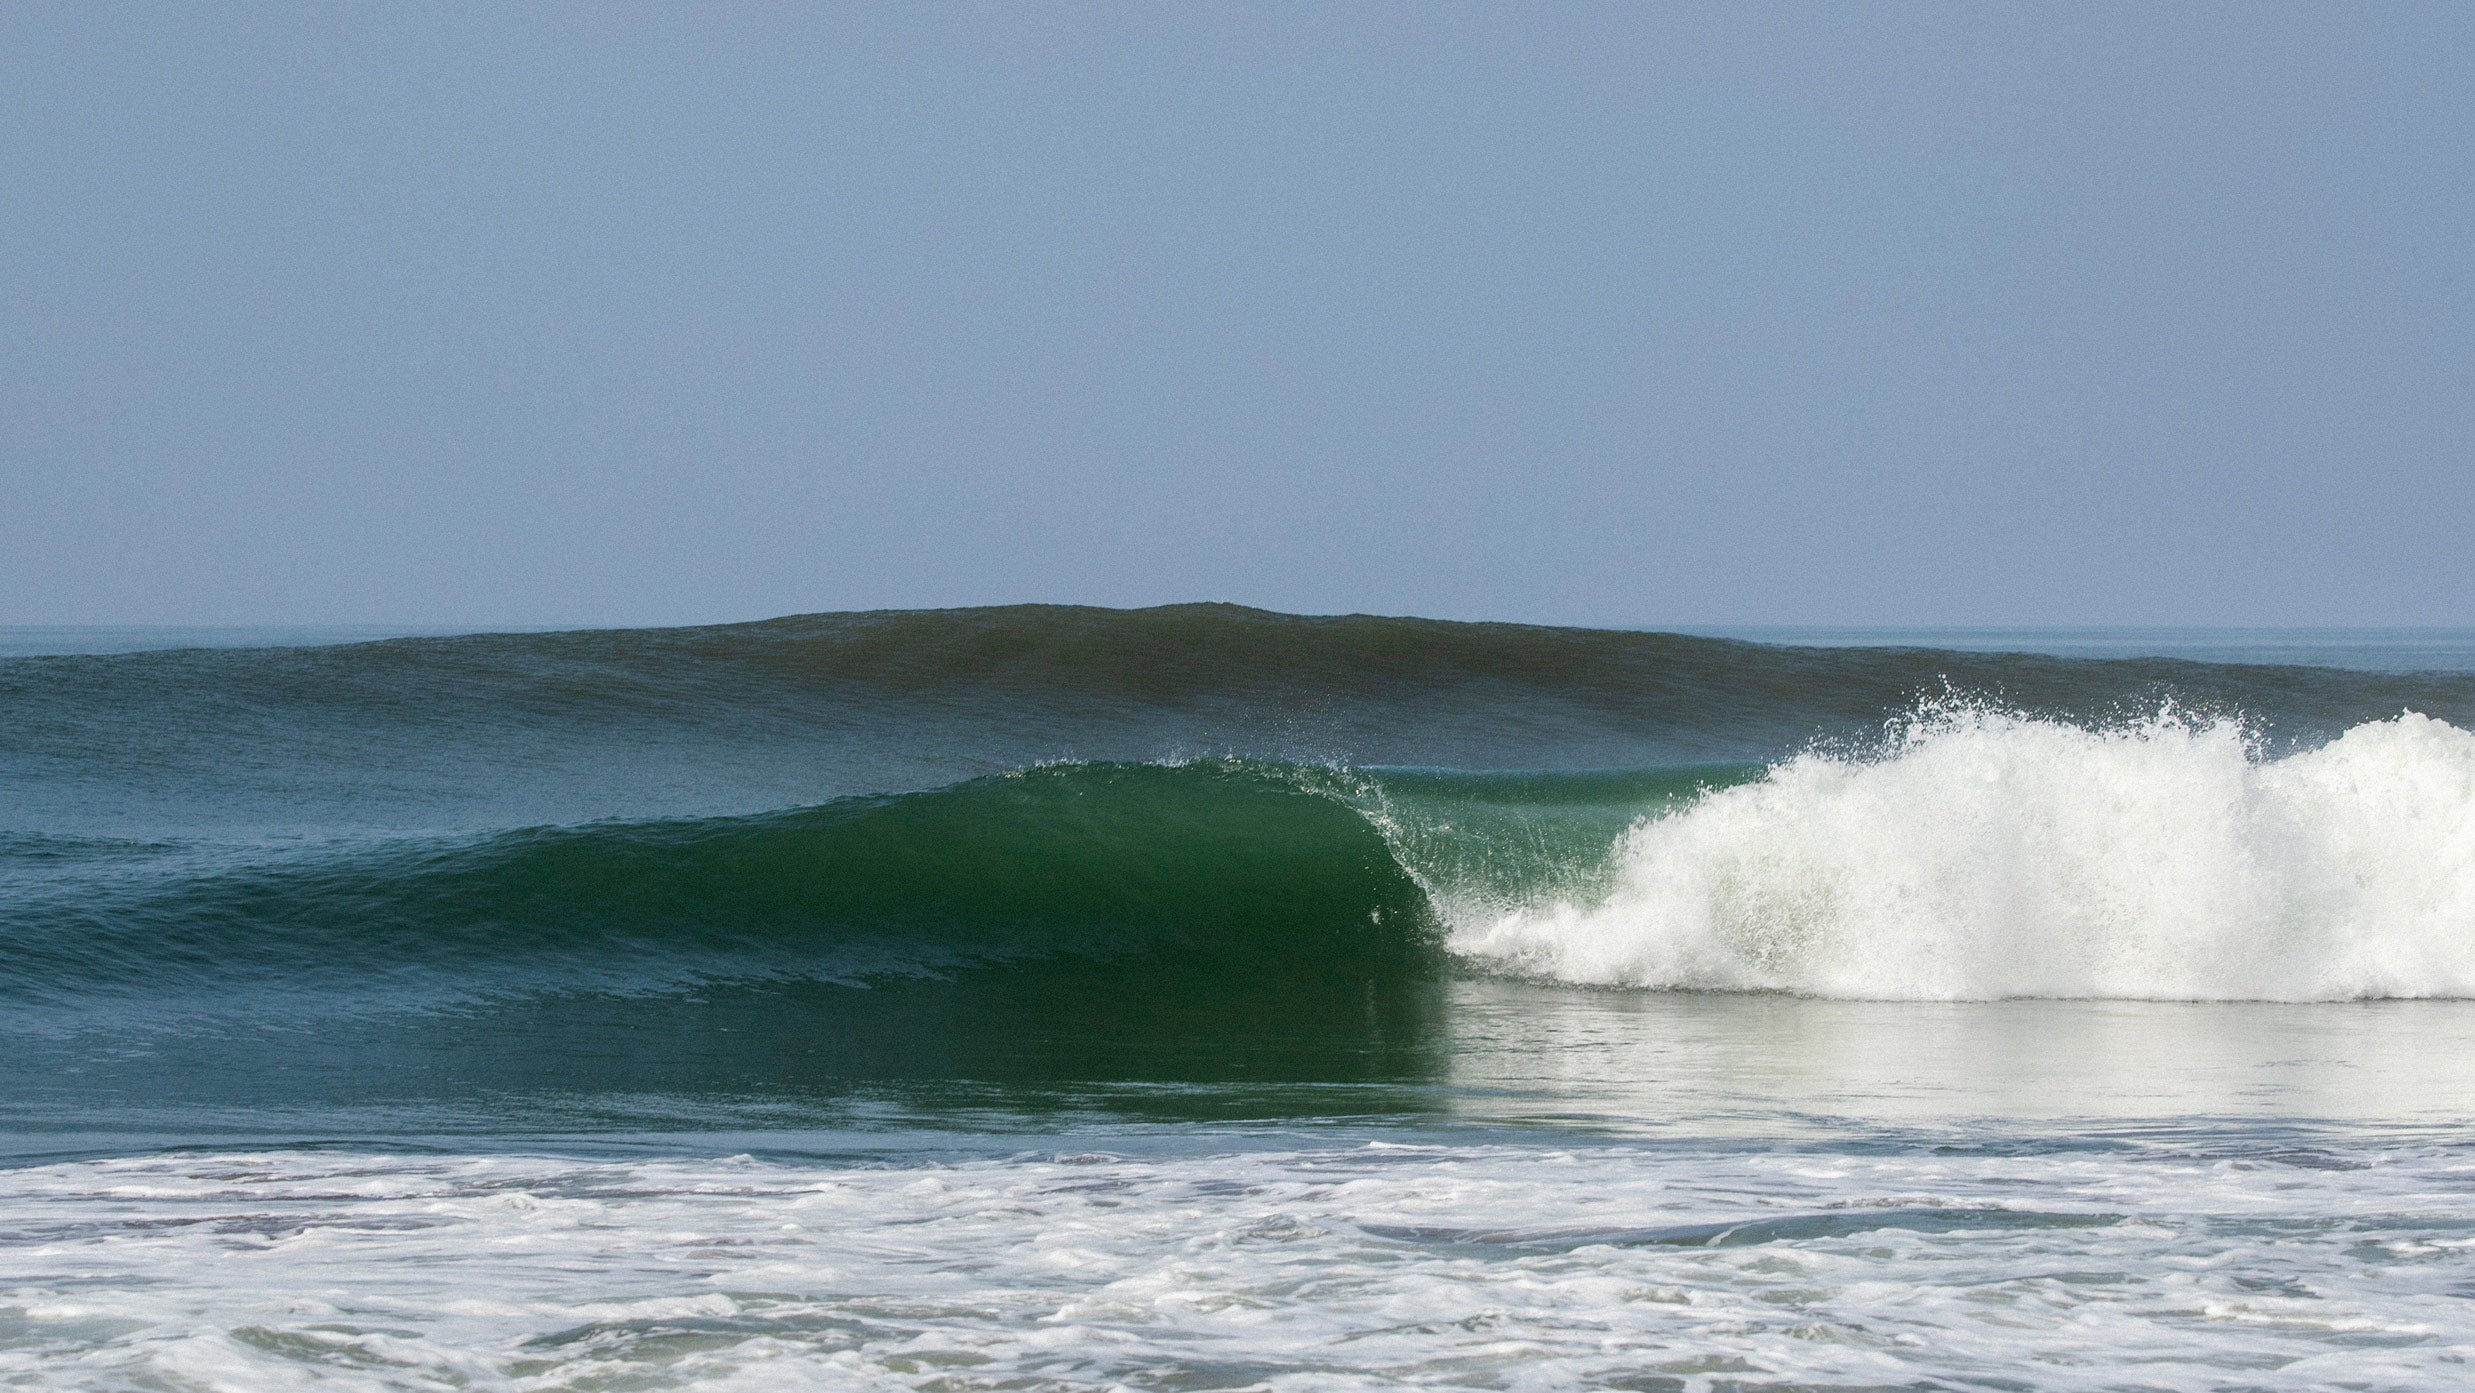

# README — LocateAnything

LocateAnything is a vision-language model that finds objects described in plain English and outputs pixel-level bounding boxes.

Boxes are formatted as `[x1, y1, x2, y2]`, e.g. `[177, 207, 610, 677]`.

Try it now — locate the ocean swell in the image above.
[10, 605, 2472, 838]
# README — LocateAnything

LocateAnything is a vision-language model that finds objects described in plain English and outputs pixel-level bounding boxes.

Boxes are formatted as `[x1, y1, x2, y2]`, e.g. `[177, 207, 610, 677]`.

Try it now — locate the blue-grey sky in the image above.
[4, 2, 2468, 628]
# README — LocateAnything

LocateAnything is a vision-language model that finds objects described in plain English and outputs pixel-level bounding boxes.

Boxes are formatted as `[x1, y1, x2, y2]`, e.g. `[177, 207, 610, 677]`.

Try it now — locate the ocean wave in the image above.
[0, 760, 1443, 1009]
[1450, 707, 2475, 1000]
[9, 606, 2471, 839]
[9, 691, 2475, 1023]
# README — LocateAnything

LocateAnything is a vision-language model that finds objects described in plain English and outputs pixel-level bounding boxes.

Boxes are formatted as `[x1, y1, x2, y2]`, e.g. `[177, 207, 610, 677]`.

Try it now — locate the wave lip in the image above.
[1449, 708, 2475, 1001]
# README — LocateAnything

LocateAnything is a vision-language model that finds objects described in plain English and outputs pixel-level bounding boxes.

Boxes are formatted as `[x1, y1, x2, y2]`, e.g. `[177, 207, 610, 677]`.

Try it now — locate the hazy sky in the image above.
[4, 3, 2468, 628]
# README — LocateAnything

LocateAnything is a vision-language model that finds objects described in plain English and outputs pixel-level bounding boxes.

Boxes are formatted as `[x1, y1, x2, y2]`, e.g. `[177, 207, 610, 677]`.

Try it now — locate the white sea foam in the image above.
[1450, 708, 2475, 1000]
[4, 1139, 2474, 1390]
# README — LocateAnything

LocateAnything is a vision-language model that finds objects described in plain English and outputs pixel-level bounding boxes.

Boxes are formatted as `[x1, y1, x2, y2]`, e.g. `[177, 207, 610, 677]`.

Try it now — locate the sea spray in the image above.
[1451, 707, 2475, 999]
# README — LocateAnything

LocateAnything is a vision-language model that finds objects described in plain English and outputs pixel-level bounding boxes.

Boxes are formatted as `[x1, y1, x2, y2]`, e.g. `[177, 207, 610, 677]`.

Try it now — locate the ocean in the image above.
[2, 604, 2472, 1390]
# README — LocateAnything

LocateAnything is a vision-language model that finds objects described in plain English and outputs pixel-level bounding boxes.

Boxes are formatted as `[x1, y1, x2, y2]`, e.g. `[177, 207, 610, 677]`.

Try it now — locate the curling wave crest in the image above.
[1449, 708, 2475, 1000]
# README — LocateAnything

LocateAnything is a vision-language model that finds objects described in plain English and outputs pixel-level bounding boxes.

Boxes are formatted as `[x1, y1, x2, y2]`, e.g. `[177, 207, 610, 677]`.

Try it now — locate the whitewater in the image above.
[5, 607, 2475, 1391]
[1449, 706, 2475, 1001]
[10, 1137, 2475, 1391]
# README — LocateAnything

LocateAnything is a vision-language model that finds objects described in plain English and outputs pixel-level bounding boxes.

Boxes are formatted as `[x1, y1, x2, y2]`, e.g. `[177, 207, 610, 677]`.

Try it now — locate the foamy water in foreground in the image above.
[10, 991, 2475, 1391]
[6, 1136, 2474, 1391]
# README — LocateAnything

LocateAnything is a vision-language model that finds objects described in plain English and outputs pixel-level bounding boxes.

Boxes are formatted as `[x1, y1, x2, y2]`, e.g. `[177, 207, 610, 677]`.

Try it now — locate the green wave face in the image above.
[2, 760, 1486, 1094]
[0, 759, 1750, 1098]
[5, 761, 1443, 999]
[1360, 765, 1760, 918]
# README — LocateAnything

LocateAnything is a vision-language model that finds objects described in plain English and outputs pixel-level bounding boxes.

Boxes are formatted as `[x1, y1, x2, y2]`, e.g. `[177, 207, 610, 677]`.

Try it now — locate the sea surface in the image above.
[3, 605, 2472, 1390]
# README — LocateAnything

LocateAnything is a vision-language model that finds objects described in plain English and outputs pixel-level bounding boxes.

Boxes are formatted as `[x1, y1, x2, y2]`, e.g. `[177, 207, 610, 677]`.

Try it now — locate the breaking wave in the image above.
[12, 709, 2472, 1013]
[1451, 707, 2475, 1000]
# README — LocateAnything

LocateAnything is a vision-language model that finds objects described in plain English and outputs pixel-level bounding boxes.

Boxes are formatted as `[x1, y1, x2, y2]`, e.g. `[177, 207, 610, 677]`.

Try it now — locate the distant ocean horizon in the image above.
[5, 604, 2473, 1387]
[10, 613, 2475, 672]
